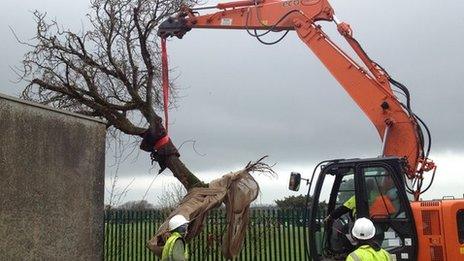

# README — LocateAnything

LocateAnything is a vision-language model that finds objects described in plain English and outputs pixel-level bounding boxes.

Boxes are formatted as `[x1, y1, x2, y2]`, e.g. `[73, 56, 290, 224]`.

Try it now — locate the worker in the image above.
[347, 217, 391, 261]
[325, 194, 356, 223]
[369, 193, 396, 218]
[325, 178, 396, 222]
[324, 180, 376, 223]
[381, 176, 402, 216]
[161, 214, 190, 261]
[324, 194, 357, 254]
[369, 177, 397, 218]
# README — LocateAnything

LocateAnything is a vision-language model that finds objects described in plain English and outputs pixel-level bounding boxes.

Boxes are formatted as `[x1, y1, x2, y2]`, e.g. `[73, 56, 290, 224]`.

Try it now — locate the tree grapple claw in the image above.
[158, 16, 191, 39]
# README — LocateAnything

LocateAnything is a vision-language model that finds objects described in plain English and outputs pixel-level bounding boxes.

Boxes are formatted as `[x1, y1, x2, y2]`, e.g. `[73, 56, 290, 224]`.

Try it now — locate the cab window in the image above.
[335, 171, 355, 213]
[363, 167, 401, 218]
[458, 210, 464, 244]
[362, 166, 406, 251]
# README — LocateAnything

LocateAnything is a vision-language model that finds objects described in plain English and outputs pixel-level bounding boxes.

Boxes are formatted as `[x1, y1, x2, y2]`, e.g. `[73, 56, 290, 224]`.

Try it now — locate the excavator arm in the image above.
[158, 0, 434, 197]
[157, 0, 333, 37]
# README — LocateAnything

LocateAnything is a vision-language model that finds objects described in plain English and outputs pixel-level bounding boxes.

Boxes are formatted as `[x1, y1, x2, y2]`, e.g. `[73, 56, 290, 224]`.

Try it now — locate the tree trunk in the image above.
[140, 118, 205, 190]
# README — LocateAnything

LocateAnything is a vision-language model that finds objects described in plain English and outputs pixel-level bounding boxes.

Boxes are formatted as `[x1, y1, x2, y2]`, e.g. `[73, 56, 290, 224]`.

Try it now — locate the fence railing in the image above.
[105, 208, 324, 260]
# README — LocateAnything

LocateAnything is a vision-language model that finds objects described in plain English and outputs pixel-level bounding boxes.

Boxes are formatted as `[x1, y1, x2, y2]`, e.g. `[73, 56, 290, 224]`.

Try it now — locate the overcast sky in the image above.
[1, 0, 464, 205]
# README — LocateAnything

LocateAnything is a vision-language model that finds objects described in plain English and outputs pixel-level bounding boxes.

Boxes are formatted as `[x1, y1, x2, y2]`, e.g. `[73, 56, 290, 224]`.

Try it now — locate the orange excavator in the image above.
[157, 0, 464, 260]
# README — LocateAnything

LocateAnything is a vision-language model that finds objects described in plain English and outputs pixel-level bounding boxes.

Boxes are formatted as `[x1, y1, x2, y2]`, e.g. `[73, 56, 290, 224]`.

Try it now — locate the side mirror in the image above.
[289, 172, 302, 191]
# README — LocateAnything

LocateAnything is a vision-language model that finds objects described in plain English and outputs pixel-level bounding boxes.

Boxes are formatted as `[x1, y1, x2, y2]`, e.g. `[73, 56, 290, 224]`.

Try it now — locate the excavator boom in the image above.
[158, 0, 434, 197]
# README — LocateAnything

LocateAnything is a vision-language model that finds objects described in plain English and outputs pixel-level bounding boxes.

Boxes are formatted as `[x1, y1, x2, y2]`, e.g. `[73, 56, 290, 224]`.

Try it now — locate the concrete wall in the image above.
[0, 94, 106, 260]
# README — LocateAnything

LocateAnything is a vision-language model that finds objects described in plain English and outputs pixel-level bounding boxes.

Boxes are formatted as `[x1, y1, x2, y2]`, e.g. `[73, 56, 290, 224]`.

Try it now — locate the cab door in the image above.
[357, 162, 418, 260]
[308, 159, 418, 260]
[308, 163, 357, 260]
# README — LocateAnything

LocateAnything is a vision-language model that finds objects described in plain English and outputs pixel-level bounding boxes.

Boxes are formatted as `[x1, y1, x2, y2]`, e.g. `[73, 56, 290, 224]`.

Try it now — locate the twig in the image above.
[178, 139, 206, 156]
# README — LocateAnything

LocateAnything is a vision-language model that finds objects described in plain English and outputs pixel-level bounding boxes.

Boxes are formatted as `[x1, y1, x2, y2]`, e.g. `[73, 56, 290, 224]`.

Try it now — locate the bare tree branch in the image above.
[17, 0, 203, 189]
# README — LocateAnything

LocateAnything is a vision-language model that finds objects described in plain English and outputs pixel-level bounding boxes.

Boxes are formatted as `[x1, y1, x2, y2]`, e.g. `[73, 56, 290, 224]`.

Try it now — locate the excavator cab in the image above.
[292, 157, 418, 260]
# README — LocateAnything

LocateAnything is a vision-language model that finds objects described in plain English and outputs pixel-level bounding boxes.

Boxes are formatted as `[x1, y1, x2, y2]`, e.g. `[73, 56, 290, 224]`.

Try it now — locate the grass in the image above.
[104, 209, 318, 261]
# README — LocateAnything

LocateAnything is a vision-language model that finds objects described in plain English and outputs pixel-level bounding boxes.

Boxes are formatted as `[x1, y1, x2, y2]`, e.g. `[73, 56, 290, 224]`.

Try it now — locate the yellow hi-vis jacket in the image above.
[344, 195, 357, 217]
[346, 245, 391, 261]
[161, 232, 189, 261]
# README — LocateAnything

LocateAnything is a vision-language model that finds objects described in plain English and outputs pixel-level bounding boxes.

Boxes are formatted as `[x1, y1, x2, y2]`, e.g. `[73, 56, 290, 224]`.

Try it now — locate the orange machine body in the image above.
[411, 200, 464, 260]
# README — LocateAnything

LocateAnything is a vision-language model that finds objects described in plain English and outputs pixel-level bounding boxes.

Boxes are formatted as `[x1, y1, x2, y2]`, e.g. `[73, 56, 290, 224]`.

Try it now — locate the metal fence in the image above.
[105, 208, 322, 261]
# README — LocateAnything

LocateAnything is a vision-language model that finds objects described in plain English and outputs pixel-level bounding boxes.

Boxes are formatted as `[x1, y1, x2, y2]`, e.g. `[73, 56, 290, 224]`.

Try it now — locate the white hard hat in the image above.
[351, 217, 376, 240]
[169, 215, 189, 231]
